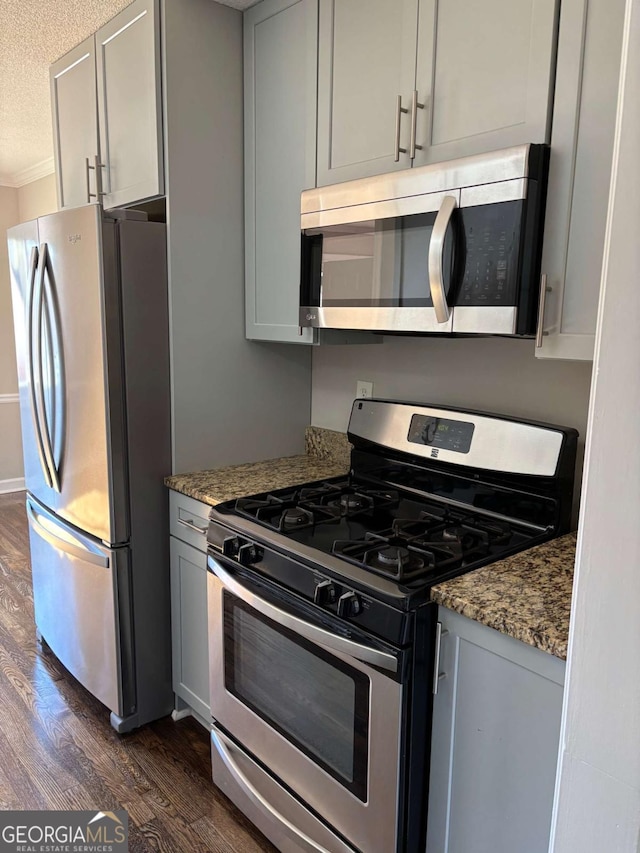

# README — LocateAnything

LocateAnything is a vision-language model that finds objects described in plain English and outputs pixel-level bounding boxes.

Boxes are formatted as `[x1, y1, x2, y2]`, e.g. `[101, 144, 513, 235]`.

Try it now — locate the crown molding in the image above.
[0, 157, 55, 189]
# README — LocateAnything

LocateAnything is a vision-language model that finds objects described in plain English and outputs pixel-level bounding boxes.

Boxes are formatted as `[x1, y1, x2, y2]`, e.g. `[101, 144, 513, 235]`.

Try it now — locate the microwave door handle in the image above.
[428, 195, 457, 324]
[208, 557, 398, 674]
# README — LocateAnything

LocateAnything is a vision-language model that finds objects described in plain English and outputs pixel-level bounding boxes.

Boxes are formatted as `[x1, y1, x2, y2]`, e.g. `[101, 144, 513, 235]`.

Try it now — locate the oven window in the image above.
[302, 213, 453, 307]
[224, 594, 370, 801]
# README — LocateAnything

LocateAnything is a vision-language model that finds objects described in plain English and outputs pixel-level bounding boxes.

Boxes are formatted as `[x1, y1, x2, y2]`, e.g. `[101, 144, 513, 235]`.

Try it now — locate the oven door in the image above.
[207, 555, 405, 853]
[300, 190, 459, 334]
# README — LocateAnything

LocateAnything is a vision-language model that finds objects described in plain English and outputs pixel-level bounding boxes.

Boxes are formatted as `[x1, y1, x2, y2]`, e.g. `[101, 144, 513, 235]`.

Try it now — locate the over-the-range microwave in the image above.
[300, 144, 549, 336]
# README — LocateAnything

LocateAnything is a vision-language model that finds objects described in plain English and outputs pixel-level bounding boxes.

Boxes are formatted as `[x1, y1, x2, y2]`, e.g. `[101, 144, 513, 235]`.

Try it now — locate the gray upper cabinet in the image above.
[244, 0, 318, 343]
[317, 0, 420, 186]
[414, 0, 558, 167]
[536, 0, 625, 361]
[50, 37, 99, 210]
[50, 0, 163, 211]
[96, 0, 164, 209]
[317, 0, 558, 186]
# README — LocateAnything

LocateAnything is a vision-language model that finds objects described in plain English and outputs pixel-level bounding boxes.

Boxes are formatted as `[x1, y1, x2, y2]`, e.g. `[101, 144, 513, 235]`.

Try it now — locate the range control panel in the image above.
[207, 522, 410, 646]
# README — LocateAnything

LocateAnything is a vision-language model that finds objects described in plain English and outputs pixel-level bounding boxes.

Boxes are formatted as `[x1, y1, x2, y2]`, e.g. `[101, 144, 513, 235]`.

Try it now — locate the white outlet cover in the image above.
[356, 381, 374, 399]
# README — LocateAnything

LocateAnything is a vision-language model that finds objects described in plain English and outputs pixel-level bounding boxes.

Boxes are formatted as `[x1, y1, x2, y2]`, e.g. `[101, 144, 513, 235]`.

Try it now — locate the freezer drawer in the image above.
[26, 495, 134, 717]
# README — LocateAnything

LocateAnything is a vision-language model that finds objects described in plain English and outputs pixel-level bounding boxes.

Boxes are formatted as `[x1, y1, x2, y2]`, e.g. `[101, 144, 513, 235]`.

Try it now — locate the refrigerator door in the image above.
[26, 495, 135, 717]
[7, 220, 43, 482]
[10, 205, 128, 544]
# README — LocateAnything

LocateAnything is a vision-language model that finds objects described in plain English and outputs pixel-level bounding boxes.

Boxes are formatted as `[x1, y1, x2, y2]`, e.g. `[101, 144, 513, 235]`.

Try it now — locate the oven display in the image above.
[408, 415, 474, 454]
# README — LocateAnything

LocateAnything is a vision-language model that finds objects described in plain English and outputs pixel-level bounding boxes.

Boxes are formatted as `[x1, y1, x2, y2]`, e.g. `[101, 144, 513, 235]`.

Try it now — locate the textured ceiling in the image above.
[0, 0, 258, 183]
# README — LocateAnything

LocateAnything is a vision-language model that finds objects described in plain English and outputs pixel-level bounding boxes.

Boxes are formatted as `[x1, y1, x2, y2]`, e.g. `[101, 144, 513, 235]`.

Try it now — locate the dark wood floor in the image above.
[0, 491, 276, 852]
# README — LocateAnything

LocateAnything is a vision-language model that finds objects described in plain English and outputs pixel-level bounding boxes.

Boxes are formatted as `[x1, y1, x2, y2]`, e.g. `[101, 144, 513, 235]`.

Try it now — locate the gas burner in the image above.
[333, 534, 436, 582]
[281, 507, 314, 529]
[235, 495, 284, 517]
[326, 491, 374, 515]
[376, 545, 411, 567]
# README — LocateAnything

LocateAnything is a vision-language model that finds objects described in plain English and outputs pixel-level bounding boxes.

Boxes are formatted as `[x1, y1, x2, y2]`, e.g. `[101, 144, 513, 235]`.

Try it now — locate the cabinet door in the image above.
[427, 609, 565, 853]
[244, 0, 317, 343]
[415, 0, 558, 167]
[50, 36, 99, 210]
[170, 536, 210, 723]
[317, 0, 419, 185]
[95, 0, 164, 209]
[536, 0, 625, 360]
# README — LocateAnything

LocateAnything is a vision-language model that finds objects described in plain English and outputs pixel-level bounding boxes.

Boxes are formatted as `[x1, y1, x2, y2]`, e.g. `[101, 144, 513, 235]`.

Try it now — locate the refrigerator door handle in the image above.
[27, 245, 54, 489]
[26, 498, 110, 569]
[34, 243, 62, 493]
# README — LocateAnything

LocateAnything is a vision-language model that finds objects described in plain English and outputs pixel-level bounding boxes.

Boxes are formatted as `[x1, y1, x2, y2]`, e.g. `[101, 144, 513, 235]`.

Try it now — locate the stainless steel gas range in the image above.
[206, 400, 578, 853]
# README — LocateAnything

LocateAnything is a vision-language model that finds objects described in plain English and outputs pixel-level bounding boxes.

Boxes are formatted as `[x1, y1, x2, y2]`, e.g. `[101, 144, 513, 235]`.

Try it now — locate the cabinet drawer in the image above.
[169, 490, 210, 552]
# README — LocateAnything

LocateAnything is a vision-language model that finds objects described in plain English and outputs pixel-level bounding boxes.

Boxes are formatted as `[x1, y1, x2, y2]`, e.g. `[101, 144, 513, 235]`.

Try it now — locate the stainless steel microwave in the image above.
[300, 144, 549, 336]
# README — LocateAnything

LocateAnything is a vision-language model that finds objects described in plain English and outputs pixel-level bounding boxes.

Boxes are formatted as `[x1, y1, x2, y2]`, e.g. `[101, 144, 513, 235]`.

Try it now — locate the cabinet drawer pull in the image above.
[409, 90, 424, 159]
[535, 273, 552, 348]
[177, 517, 208, 536]
[394, 95, 409, 162]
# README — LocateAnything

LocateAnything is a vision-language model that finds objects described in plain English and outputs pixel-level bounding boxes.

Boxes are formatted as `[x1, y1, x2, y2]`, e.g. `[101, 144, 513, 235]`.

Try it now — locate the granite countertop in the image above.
[431, 532, 577, 660]
[165, 426, 351, 507]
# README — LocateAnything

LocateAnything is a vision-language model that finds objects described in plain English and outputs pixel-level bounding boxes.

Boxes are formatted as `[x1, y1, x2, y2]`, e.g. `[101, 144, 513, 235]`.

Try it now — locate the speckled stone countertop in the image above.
[165, 427, 351, 507]
[431, 532, 577, 660]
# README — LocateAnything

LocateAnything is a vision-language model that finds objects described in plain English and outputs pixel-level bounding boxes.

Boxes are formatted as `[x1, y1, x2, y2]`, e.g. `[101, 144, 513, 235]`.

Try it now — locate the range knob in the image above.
[313, 579, 336, 606]
[238, 543, 263, 566]
[337, 591, 361, 618]
[222, 536, 242, 558]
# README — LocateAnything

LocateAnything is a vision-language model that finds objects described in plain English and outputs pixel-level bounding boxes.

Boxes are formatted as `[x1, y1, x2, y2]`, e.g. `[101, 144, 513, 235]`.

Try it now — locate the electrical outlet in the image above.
[356, 380, 373, 399]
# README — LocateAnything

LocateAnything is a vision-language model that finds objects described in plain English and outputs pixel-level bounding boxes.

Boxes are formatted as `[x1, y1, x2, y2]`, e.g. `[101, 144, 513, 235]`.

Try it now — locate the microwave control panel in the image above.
[458, 201, 523, 305]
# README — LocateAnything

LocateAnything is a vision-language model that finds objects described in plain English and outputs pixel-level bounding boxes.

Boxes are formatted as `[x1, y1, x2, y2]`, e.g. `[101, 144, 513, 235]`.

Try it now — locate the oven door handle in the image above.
[208, 557, 398, 674]
[212, 726, 336, 853]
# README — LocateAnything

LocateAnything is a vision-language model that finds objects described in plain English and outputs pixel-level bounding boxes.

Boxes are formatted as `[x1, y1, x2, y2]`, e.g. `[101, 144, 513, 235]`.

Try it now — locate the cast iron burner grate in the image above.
[234, 481, 400, 532]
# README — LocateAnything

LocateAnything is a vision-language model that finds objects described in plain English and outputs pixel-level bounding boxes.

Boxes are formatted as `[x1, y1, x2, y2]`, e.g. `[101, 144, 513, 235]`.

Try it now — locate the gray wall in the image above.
[0, 185, 23, 488]
[312, 336, 593, 513]
[17, 173, 57, 222]
[162, 0, 311, 474]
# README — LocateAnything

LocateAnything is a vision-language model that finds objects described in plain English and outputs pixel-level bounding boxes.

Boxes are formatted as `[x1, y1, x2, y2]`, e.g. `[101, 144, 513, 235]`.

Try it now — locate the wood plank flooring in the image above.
[0, 492, 277, 852]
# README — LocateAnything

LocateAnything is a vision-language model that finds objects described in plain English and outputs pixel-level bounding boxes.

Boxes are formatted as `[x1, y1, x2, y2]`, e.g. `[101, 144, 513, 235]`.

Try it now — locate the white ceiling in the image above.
[0, 0, 258, 186]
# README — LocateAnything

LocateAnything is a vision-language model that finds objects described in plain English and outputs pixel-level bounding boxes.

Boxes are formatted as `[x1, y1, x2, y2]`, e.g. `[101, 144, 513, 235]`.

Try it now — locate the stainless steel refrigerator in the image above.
[7, 204, 172, 732]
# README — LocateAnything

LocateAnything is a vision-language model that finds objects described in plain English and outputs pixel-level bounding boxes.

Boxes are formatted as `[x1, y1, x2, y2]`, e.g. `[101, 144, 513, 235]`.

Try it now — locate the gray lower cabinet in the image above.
[426, 608, 565, 853]
[50, 0, 163, 211]
[536, 0, 625, 361]
[169, 490, 210, 727]
[317, 0, 558, 186]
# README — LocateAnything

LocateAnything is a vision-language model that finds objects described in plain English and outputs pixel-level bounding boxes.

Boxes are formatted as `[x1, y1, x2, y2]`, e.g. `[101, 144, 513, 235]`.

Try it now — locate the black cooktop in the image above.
[226, 476, 538, 585]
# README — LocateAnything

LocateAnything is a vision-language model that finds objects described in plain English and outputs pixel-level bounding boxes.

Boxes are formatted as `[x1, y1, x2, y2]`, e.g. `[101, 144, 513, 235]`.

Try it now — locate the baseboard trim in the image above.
[0, 478, 25, 494]
[0, 394, 19, 405]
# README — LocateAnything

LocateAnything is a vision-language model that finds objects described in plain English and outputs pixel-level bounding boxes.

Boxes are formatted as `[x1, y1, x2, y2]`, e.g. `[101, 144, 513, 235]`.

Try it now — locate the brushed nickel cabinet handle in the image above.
[535, 273, 552, 348]
[409, 90, 424, 159]
[86, 155, 106, 202]
[394, 95, 409, 162]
